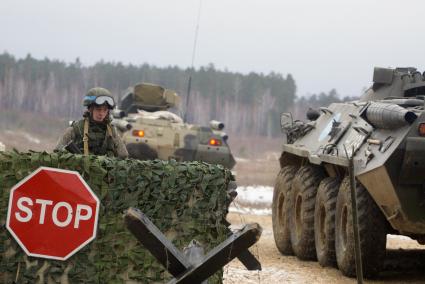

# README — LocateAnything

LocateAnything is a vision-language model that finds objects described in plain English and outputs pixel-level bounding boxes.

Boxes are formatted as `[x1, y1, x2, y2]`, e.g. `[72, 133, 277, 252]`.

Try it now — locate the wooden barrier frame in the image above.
[124, 207, 262, 284]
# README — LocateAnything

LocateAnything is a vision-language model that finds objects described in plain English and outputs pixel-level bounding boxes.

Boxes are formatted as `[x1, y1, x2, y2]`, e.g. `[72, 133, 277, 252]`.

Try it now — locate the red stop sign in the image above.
[6, 167, 100, 260]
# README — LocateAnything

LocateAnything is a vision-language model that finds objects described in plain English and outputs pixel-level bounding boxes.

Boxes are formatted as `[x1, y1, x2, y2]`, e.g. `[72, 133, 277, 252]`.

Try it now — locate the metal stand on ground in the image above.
[124, 207, 262, 284]
[345, 146, 364, 284]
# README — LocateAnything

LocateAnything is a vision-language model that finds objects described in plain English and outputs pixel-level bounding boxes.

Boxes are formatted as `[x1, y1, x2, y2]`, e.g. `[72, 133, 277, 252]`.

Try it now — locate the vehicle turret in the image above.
[119, 83, 181, 113]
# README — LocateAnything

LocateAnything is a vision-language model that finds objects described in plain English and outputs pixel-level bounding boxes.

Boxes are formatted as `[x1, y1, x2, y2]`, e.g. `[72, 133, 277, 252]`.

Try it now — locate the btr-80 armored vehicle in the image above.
[112, 83, 236, 169]
[272, 67, 425, 277]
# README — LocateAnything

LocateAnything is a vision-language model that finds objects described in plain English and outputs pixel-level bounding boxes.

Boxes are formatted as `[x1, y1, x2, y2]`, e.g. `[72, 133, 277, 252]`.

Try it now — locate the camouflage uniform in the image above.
[55, 117, 128, 158]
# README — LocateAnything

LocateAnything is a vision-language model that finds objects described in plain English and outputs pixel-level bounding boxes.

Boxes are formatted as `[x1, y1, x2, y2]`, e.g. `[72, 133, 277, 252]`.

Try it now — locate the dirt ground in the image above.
[223, 213, 425, 284]
[233, 153, 281, 187]
[0, 110, 64, 152]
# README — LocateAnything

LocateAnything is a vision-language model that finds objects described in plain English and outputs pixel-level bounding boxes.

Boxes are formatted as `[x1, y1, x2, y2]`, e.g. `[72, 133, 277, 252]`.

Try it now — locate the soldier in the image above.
[55, 87, 128, 158]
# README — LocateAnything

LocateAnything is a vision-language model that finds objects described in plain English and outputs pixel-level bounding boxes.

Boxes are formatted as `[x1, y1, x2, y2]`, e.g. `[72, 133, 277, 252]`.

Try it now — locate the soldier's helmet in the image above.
[83, 87, 115, 109]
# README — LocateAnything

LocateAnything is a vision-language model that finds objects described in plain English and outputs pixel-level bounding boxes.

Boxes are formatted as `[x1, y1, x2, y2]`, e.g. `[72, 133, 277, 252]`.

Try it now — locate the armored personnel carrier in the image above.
[112, 83, 236, 169]
[272, 67, 425, 277]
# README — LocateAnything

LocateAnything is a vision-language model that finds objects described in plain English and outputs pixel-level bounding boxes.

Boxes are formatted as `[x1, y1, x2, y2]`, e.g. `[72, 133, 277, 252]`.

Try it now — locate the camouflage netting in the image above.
[0, 151, 233, 283]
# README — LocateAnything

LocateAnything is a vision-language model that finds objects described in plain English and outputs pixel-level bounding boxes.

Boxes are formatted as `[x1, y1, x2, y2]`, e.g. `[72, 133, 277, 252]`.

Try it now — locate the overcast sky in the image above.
[1, 0, 424, 97]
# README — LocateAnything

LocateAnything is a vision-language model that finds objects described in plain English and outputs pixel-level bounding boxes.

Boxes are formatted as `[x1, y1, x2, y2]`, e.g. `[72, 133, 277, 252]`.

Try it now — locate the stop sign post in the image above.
[6, 167, 100, 261]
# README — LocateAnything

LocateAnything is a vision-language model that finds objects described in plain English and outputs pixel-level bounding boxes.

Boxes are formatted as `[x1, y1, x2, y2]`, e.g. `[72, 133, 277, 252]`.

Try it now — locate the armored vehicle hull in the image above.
[272, 67, 425, 277]
[113, 83, 236, 169]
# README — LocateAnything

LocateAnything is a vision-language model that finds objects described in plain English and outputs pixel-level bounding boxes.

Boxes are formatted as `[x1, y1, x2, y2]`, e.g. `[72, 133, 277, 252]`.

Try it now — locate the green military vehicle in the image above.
[272, 67, 425, 277]
[112, 83, 236, 169]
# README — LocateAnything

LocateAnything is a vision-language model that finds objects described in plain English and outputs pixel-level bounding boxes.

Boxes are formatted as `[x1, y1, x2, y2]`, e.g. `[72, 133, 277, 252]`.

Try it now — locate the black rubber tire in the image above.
[126, 143, 158, 160]
[289, 165, 325, 260]
[314, 177, 340, 267]
[335, 177, 387, 278]
[272, 165, 297, 255]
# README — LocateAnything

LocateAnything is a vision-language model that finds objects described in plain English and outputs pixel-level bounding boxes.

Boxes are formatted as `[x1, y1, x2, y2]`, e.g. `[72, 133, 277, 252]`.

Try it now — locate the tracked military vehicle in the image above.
[272, 67, 425, 277]
[112, 83, 236, 169]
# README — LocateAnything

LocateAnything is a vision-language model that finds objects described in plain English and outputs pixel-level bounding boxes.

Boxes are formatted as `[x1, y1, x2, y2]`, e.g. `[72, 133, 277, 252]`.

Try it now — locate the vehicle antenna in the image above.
[184, 0, 203, 122]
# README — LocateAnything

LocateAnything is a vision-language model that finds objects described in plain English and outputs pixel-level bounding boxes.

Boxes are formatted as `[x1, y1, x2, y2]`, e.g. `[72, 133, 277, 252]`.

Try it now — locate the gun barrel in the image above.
[210, 120, 225, 130]
[366, 102, 417, 129]
[111, 109, 125, 118]
[112, 119, 132, 131]
[221, 132, 228, 142]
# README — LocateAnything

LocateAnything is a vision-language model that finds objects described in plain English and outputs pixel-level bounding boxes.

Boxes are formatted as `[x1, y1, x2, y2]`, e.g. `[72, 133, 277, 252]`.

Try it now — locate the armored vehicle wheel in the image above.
[290, 165, 325, 260]
[126, 143, 158, 160]
[314, 177, 340, 267]
[272, 166, 297, 255]
[335, 177, 386, 278]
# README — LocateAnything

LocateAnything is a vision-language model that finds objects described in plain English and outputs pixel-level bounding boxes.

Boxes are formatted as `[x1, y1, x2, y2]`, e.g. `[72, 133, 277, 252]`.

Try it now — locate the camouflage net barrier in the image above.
[0, 151, 233, 283]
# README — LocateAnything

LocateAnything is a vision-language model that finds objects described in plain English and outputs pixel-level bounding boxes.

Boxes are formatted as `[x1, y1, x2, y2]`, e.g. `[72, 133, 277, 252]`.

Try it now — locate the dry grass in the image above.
[227, 135, 283, 186]
[233, 156, 280, 186]
[0, 109, 67, 151]
[227, 135, 283, 159]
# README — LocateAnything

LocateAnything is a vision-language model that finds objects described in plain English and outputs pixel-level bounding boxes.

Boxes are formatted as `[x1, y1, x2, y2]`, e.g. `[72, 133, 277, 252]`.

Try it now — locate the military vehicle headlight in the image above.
[209, 138, 222, 146]
[132, 130, 145, 137]
[418, 123, 425, 136]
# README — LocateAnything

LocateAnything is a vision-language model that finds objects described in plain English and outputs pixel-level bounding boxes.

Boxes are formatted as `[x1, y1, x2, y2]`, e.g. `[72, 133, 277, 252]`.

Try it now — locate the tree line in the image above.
[0, 52, 355, 137]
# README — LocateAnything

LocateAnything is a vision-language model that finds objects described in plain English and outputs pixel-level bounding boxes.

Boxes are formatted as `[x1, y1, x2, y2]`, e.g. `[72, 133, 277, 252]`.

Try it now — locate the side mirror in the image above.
[280, 113, 293, 130]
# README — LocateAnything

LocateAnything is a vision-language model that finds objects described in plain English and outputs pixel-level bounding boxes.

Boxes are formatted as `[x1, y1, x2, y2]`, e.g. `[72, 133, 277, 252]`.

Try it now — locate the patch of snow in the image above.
[234, 185, 273, 205]
[23, 133, 41, 144]
[5, 130, 40, 144]
[0, 141, 5, 151]
[229, 206, 272, 216]
[229, 185, 273, 215]
[387, 234, 413, 241]
[235, 157, 249, 163]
